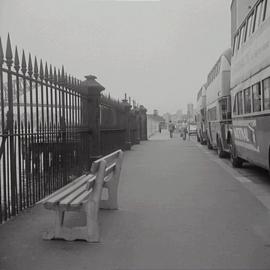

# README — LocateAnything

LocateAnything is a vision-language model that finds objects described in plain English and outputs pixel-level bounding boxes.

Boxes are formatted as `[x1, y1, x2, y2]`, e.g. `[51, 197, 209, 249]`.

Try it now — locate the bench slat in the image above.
[59, 185, 88, 207]
[69, 189, 93, 208]
[44, 176, 92, 209]
[41, 174, 87, 204]
[91, 150, 120, 173]
[105, 162, 116, 177]
[59, 176, 96, 207]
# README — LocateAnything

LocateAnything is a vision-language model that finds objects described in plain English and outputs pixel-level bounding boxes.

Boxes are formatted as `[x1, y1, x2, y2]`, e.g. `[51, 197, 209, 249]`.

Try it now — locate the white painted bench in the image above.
[42, 149, 124, 242]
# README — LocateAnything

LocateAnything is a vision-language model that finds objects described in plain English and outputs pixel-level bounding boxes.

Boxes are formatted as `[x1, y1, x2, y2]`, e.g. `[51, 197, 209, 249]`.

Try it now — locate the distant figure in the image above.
[181, 120, 188, 140]
[168, 121, 175, 138]
[159, 122, 162, 133]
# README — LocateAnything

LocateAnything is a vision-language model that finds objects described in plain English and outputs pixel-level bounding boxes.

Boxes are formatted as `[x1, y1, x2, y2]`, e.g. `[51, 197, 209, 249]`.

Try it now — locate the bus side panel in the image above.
[232, 117, 269, 170]
[208, 121, 218, 147]
[220, 121, 231, 152]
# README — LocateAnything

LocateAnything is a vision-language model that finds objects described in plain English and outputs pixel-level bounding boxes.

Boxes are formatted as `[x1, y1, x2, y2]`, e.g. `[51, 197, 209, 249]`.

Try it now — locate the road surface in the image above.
[1, 130, 270, 270]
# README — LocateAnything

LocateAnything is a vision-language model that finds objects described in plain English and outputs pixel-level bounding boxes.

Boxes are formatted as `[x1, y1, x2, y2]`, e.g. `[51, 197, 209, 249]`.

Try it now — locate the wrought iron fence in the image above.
[0, 35, 92, 223]
[0, 34, 148, 224]
[100, 95, 126, 155]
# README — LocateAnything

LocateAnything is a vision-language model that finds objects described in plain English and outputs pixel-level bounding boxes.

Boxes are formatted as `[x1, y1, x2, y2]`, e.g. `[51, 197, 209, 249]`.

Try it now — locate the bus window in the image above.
[263, 78, 270, 110]
[247, 13, 254, 38]
[237, 29, 242, 49]
[252, 83, 262, 112]
[244, 88, 252, 113]
[265, 0, 270, 19]
[240, 23, 247, 45]
[237, 91, 243, 115]
[233, 95, 238, 115]
[219, 98, 227, 120]
[208, 107, 217, 121]
[233, 34, 239, 54]
[254, 1, 264, 32]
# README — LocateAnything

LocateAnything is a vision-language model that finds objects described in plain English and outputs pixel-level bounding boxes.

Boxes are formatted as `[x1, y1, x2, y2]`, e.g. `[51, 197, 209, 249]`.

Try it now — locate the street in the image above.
[1, 130, 270, 269]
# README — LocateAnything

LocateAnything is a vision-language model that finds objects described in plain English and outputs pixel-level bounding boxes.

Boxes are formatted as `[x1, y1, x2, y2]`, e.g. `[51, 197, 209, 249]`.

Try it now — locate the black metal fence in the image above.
[0, 35, 148, 224]
[0, 35, 93, 223]
[100, 95, 126, 155]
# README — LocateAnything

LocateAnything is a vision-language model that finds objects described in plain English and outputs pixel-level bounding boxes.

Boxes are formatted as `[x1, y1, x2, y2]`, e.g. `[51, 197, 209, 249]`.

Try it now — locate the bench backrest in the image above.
[43, 150, 123, 209]
[91, 149, 123, 179]
[88, 149, 123, 204]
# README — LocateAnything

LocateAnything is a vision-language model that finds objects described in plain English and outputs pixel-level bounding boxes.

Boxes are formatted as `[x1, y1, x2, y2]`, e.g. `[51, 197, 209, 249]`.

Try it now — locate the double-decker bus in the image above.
[205, 48, 232, 158]
[230, 0, 270, 171]
[195, 85, 207, 144]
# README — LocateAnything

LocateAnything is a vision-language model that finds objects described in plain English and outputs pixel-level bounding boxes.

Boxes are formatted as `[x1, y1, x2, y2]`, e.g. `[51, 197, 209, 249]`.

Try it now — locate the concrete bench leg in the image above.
[43, 209, 66, 241]
[43, 203, 100, 242]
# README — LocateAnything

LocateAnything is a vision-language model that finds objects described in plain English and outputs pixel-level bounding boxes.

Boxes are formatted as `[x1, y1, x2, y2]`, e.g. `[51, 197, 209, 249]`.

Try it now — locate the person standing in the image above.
[168, 121, 175, 138]
[181, 120, 188, 140]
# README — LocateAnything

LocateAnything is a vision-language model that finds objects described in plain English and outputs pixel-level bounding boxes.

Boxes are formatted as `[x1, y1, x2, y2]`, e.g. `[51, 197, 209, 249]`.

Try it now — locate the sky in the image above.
[0, 0, 231, 115]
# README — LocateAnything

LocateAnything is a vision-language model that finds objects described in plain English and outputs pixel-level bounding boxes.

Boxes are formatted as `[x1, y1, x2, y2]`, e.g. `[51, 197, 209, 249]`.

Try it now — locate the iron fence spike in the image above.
[44, 62, 48, 80]
[49, 64, 53, 82]
[34, 56, 38, 79]
[54, 67, 57, 83]
[21, 50, 27, 74]
[28, 53, 33, 76]
[6, 34, 13, 67]
[39, 59, 44, 80]
[14, 46, 20, 71]
[61, 66, 65, 83]
[0, 37, 4, 66]
[57, 68, 61, 84]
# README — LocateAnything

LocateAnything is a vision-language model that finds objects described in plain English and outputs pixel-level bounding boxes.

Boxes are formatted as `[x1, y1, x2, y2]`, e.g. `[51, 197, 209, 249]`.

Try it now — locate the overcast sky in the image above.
[0, 0, 231, 115]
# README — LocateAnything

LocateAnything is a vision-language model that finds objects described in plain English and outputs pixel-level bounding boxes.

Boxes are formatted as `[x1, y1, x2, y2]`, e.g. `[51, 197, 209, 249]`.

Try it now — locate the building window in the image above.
[244, 88, 252, 114]
[237, 91, 243, 115]
[263, 77, 270, 110]
[252, 83, 262, 112]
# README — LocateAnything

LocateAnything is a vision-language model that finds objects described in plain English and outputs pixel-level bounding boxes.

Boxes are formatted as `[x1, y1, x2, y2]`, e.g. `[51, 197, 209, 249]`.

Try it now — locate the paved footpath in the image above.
[1, 131, 270, 270]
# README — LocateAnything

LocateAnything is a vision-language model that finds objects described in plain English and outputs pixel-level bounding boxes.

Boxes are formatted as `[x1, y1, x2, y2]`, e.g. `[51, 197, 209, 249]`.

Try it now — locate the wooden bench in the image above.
[42, 149, 124, 242]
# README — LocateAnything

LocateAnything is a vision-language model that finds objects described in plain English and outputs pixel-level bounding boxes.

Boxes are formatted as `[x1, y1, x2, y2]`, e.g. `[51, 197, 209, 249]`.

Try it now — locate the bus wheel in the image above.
[200, 135, 206, 145]
[207, 137, 212, 150]
[268, 148, 270, 177]
[217, 138, 226, 158]
[230, 143, 242, 168]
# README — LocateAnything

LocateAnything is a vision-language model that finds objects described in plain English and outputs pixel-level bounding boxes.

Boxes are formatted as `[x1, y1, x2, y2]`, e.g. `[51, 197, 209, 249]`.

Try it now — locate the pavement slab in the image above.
[1, 130, 270, 270]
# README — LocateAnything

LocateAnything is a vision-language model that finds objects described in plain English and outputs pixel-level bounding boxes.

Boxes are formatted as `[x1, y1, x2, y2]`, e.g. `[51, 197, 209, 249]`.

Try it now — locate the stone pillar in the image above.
[139, 105, 148, 140]
[79, 75, 105, 163]
[122, 96, 132, 150]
